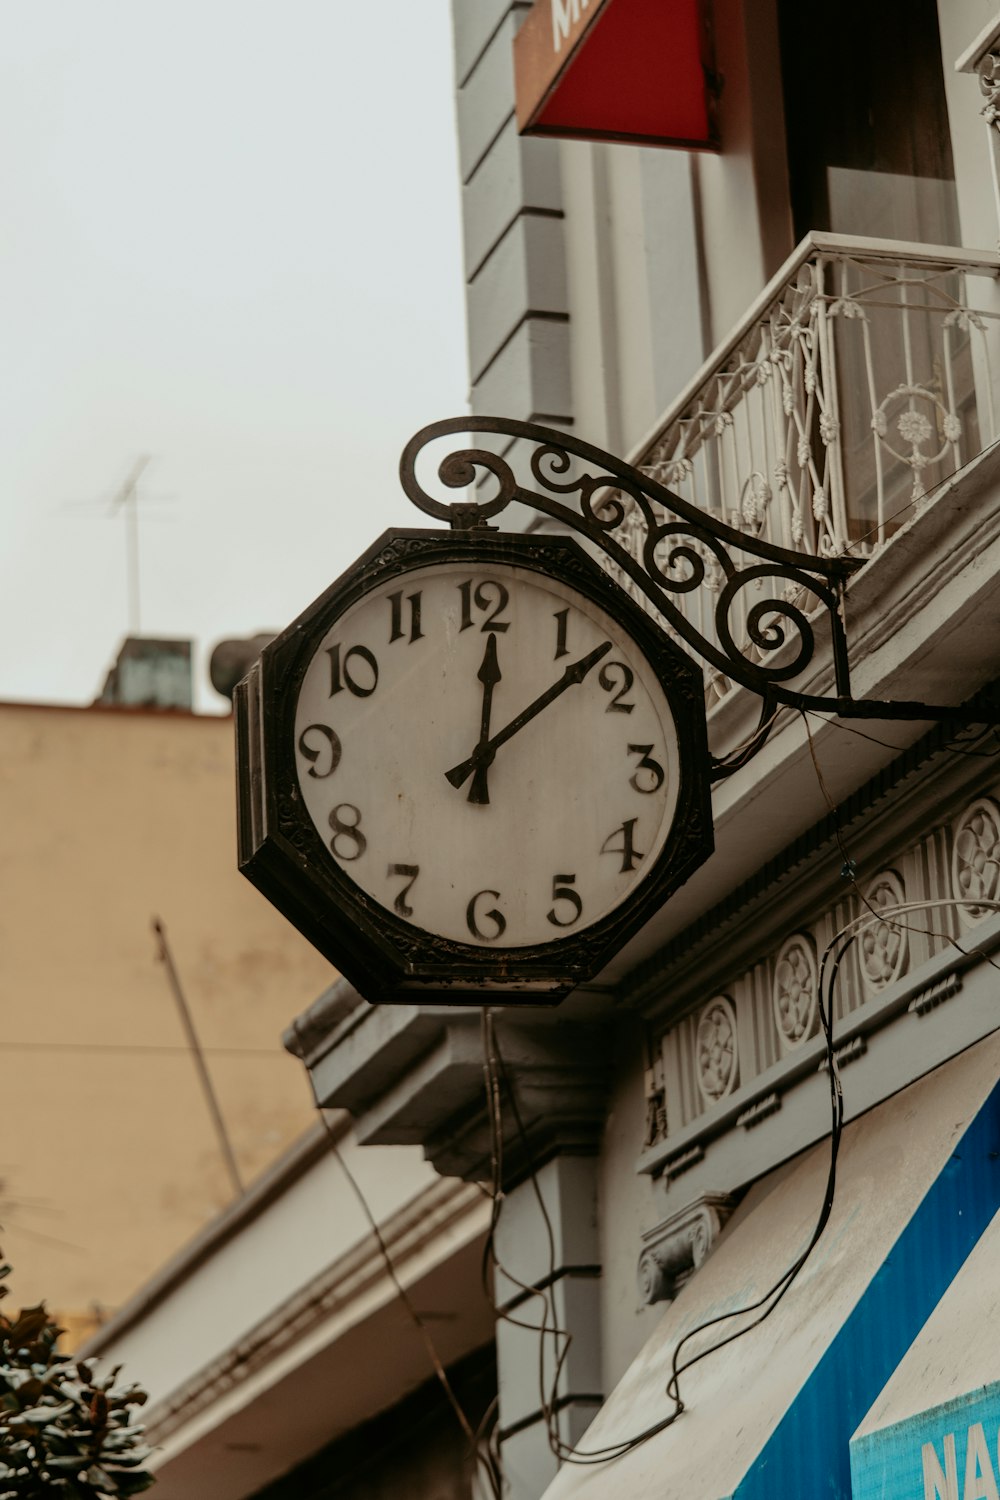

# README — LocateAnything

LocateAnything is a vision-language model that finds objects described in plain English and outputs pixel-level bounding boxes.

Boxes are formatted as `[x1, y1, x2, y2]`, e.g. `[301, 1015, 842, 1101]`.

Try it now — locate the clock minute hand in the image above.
[445, 640, 613, 792]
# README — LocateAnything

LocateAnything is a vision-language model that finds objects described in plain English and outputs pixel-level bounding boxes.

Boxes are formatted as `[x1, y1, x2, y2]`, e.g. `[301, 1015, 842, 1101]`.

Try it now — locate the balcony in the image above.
[620, 233, 1000, 701]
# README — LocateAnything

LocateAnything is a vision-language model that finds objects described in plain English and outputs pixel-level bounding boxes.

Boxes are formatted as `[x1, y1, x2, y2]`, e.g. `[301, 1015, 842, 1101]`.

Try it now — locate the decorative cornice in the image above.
[622, 699, 1000, 1020]
[829, 1036, 867, 1069]
[303, 997, 616, 1187]
[282, 978, 365, 1065]
[662, 1143, 704, 1181]
[737, 1093, 782, 1130]
[423, 1013, 615, 1185]
[909, 971, 963, 1017]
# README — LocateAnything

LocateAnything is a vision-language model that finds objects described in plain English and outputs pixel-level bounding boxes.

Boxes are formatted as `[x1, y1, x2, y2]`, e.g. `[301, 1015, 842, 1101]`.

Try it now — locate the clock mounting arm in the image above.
[400, 416, 1000, 778]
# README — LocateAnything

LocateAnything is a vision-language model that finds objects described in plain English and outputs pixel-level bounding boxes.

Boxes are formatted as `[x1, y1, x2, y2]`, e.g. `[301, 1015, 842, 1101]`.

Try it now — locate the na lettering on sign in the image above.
[922, 1424, 999, 1500]
[851, 1388, 1000, 1500]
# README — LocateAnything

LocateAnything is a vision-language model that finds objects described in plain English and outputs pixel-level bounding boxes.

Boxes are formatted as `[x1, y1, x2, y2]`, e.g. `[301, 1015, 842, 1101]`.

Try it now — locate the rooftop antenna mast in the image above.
[109, 455, 151, 636]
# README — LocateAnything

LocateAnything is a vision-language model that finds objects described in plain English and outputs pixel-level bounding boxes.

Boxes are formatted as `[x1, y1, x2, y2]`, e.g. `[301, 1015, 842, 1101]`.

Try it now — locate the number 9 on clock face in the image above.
[294, 560, 683, 950]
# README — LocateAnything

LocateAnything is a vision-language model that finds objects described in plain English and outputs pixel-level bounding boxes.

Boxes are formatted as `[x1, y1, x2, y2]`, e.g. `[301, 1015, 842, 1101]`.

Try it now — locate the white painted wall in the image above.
[938, 0, 1000, 251]
[596, 1019, 665, 1387]
[87, 1127, 440, 1407]
[554, 0, 802, 463]
[687, 0, 793, 346]
[558, 140, 707, 457]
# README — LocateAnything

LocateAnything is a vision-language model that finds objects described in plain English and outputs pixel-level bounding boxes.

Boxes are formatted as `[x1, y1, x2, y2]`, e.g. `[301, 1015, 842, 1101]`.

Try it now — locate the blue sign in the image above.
[851, 1383, 1000, 1500]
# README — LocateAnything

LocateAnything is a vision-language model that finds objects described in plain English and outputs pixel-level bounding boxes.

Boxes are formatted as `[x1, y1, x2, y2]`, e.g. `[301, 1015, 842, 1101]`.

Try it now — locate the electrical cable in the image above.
[802, 707, 1000, 760]
[818, 898, 1000, 977]
[486, 712, 1000, 1465]
[482, 900, 1000, 1464]
[710, 705, 786, 776]
[480, 1010, 571, 1455]
[481, 991, 844, 1467]
[486, 1013, 571, 1450]
[475, 699, 1000, 1468]
[800, 712, 1000, 978]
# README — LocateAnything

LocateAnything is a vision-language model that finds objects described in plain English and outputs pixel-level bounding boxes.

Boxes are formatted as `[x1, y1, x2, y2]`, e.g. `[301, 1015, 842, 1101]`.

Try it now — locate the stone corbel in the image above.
[979, 50, 1000, 133]
[637, 1191, 738, 1306]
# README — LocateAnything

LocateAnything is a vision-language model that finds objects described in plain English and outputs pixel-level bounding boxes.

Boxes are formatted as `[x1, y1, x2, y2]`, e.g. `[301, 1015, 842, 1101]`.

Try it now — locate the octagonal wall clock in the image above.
[235, 528, 714, 1005]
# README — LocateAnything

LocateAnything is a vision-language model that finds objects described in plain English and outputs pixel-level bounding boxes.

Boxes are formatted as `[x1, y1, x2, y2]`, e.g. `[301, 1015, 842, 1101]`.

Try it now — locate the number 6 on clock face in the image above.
[293, 557, 687, 950]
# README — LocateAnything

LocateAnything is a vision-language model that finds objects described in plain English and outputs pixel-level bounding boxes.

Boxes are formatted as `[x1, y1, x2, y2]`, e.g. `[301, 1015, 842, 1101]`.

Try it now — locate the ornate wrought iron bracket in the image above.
[400, 416, 1000, 777]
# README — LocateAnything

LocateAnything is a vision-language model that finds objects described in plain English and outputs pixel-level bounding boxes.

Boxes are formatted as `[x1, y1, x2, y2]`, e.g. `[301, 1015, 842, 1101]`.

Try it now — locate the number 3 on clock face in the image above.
[293, 559, 684, 951]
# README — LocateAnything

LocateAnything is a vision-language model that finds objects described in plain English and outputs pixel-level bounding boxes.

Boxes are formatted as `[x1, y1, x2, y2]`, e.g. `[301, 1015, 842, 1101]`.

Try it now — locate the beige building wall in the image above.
[0, 700, 334, 1343]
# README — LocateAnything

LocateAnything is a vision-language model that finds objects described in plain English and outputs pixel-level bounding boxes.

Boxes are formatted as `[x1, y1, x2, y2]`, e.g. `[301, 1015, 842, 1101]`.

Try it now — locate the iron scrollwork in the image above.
[400, 416, 996, 776]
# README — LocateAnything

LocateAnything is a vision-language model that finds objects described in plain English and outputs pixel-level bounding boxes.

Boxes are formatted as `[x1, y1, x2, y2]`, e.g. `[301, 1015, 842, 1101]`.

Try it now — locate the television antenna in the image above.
[110, 455, 151, 636]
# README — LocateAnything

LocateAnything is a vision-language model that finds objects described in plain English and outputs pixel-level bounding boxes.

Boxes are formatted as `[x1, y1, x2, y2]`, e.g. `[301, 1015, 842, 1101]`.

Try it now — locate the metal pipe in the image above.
[152, 916, 245, 1200]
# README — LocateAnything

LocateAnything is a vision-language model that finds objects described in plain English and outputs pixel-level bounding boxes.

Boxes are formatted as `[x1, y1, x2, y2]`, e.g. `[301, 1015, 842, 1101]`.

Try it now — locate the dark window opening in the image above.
[778, 0, 959, 245]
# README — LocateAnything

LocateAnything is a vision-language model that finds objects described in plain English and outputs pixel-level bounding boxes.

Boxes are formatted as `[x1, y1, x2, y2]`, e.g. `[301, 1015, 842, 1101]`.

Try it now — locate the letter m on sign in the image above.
[551, 0, 588, 49]
[923, 1435, 959, 1500]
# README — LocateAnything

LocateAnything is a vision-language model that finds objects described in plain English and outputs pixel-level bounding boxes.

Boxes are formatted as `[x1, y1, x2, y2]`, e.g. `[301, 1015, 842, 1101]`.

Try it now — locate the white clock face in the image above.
[294, 561, 681, 949]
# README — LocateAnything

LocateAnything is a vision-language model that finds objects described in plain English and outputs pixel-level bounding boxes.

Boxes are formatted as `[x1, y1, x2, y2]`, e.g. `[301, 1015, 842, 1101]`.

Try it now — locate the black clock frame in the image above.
[235, 527, 714, 1005]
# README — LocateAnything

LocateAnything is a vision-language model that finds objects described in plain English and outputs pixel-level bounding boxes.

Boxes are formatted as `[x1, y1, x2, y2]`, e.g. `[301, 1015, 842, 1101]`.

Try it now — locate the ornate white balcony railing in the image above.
[619, 233, 1000, 700]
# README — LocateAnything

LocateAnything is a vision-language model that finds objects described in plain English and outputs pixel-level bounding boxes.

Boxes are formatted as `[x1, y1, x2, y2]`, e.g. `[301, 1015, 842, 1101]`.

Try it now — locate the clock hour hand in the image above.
[446, 640, 613, 794]
[468, 633, 502, 806]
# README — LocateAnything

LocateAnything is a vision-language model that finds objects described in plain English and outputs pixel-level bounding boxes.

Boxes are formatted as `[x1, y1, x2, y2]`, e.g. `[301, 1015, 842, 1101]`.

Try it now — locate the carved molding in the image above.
[859, 870, 908, 993]
[737, 1092, 782, 1130]
[831, 1036, 867, 1069]
[979, 51, 1000, 135]
[644, 1056, 668, 1148]
[695, 995, 739, 1104]
[772, 933, 819, 1048]
[637, 1192, 738, 1306]
[909, 971, 963, 1017]
[952, 796, 1000, 927]
[663, 1143, 705, 1181]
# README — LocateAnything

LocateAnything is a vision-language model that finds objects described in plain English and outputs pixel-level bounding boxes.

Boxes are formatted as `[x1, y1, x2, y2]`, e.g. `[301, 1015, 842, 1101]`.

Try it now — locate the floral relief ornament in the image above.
[859, 871, 907, 992]
[952, 797, 1000, 928]
[896, 409, 933, 448]
[772, 934, 819, 1047]
[696, 996, 739, 1104]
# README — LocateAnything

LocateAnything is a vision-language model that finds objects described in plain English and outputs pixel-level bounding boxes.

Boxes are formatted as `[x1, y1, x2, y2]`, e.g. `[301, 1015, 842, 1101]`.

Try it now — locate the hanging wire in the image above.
[803, 708, 1000, 760]
[800, 712, 1000, 976]
[479, 989, 841, 1466]
[832, 455, 970, 561]
[274, 716, 1000, 1484]
[711, 705, 787, 777]
[480, 1011, 572, 1454]
[292, 1016, 502, 1500]
[481, 716, 1000, 1469]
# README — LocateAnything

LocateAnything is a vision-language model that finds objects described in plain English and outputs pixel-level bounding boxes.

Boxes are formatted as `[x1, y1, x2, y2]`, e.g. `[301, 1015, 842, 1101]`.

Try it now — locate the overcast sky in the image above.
[0, 2, 469, 711]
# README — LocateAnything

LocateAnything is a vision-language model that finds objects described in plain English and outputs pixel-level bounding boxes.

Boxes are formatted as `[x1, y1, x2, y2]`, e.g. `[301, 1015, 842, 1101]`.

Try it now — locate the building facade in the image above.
[0, 658, 332, 1344]
[291, 2, 1000, 1497]
[78, 1082, 497, 1500]
[79, 3, 1000, 1498]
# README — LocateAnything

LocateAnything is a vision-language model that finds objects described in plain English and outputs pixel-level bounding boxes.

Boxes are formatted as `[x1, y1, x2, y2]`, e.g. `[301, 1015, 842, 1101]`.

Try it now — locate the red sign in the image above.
[514, 0, 718, 149]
